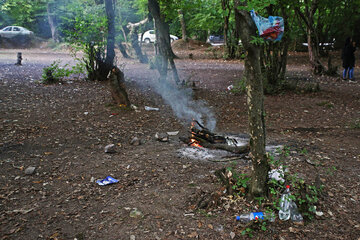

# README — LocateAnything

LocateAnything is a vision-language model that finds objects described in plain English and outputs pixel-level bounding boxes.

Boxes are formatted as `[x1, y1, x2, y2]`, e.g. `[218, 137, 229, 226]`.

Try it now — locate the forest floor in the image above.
[0, 43, 359, 240]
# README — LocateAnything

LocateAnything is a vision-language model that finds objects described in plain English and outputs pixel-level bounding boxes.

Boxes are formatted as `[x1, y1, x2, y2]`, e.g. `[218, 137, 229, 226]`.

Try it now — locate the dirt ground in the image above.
[0, 45, 359, 240]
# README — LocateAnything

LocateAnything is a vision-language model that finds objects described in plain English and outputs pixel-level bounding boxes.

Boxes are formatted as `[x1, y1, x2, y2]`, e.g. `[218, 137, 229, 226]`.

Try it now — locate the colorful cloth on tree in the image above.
[250, 10, 284, 42]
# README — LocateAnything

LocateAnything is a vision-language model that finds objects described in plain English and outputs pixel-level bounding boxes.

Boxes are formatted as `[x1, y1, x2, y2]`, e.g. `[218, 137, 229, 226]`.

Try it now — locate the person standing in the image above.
[342, 37, 356, 80]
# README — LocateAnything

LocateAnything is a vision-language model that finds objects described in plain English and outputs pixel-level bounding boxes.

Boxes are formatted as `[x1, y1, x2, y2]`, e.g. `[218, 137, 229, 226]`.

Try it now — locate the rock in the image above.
[155, 132, 169, 142]
[130, 137, 141, 146]
[90, 177, 95, 183]
[230, 232, 236, 239]
[130, 235, 136, 240]
[104, 144, 116, 153]
[25, 166, 36, 175]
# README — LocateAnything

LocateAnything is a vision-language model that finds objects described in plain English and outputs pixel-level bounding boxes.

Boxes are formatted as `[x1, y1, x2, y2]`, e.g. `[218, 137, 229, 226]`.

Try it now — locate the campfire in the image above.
[181, 120, 249, 154]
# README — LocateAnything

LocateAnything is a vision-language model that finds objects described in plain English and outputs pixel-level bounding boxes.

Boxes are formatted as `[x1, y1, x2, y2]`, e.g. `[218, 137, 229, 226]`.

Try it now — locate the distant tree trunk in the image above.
[127, 18, 149, 63]
[295, 0, 325, 75]
[47, 3, 59, 42]
[178, 9, 188, 42]
[117, 40, 130, 58]
[261, 4, 290, 93]
[148, 0, 181, 84]
[234, 0, 269, 198]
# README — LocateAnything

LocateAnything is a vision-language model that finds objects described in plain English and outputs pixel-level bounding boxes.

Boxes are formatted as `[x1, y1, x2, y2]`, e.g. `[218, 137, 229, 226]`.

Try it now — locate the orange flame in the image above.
[189, 120, 203, 147]
[190, 138, 202, 148]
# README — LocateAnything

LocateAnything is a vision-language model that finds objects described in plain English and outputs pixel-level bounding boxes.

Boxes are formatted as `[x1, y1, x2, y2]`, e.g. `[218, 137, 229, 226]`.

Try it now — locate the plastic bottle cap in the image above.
[286, 185, 290, 189]
[236, 216, 240, 221]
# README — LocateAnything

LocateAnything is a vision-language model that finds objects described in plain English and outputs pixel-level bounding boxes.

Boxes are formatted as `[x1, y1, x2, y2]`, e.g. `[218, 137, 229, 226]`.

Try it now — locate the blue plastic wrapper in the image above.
[250, 10, 284, 42]
[96, 176, 119, 186]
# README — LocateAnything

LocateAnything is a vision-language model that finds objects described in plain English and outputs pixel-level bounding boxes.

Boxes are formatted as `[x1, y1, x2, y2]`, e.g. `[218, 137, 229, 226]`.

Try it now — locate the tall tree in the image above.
[148, 0, 180, 84]
[234, 0, 269, 198]
[294, 0, 325, 74]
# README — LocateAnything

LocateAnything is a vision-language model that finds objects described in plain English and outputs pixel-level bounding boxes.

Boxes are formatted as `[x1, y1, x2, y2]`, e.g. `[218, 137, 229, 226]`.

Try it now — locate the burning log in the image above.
[181, 121, 249, 154]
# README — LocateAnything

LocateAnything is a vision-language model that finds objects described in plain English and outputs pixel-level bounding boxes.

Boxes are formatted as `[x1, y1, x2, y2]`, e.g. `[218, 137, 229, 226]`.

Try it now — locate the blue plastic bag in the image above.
[250, 10, 284, 42]
[96, 176, 119, 186]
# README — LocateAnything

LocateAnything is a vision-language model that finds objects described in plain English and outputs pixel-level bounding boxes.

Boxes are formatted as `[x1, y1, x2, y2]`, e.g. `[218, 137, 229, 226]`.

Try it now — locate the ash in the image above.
[177, 147, 237, 161]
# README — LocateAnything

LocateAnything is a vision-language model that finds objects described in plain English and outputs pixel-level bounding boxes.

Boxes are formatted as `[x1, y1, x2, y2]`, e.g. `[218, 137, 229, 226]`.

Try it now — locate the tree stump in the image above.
[108, 66, 131, 107]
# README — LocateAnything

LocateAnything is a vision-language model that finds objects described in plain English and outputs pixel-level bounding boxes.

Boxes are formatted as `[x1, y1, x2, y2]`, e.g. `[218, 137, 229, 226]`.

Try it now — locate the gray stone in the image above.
[104, 144, 116, 153]
[130, 137, 141, 146]
[25, 166, 36, 175]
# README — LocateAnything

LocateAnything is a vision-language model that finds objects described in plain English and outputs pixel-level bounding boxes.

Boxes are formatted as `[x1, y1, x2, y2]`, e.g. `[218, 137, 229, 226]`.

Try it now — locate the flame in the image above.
[189, 120, 202, 147]
[190, 138, 202, 148]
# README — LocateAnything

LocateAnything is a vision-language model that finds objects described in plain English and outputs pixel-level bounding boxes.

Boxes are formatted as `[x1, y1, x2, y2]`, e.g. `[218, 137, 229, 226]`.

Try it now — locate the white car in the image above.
[0, 26, 34, 39]
[139, 30, 179, 43]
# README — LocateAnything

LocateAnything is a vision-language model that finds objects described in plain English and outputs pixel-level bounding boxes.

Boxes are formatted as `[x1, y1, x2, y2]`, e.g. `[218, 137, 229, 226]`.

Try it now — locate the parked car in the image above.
[0, 26, 34, 39]
[207, 35, 224, 45]
[138, 30, 179, 43]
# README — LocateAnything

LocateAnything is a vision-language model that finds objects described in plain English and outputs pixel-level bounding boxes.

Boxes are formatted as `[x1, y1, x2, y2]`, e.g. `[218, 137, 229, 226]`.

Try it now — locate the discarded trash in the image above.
[130, 104, 138, 110]
[144, 106, 159, 111]
[104, 144, 116, 153]
[250, 10, 284, 41]
[236, 212, 275, 222]
[167, 131, 179, 136]
[290, 201, 304, 222]
[155, 132, 169, 142]
[227, 85, 234, 91]
[129, 208, 144, 218]
[96, 176, 119, 186]
[268, 167, 286, 183]
[279, 185, 291, 220]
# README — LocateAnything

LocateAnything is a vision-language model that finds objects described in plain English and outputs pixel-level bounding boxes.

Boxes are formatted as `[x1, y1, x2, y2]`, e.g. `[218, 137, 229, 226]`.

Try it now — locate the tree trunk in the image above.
[261, 4, 290, 93]
[148, 0, 180, 84]
[117, 41, 130, 58]
[178, 9, 187, 42]
[234, 1, 269, 198]
[47, 3, 59, 42]
[105, 0, 115, 68]
[108, 67, 131, 107]
[127, 18, 149, 63]
[295, 0, 325, 75]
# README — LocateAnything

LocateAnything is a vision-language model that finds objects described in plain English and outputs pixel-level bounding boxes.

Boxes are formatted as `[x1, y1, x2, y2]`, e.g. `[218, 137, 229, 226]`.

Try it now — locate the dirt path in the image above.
[0, 48, 359, 239]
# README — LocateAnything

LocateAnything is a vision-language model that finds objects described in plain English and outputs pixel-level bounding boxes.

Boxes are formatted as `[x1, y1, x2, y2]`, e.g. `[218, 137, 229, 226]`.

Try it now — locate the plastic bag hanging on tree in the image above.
[250, 10, 284, 42]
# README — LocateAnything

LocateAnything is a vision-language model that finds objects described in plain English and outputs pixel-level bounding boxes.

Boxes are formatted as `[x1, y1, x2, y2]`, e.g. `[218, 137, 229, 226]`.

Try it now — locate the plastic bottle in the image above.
[236, 212, 275, 222]
[279, 185, 291, 221]
[290, 201, 303, 222]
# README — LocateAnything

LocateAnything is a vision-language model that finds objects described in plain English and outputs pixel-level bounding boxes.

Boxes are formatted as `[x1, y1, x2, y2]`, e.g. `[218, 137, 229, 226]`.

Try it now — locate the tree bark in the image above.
[47, 3, 59, 42]
[105, 0, 116, 68]
[261, 4, 290, 93]
[117, 40, 130, 58]
[234, 1, 269, 198]
[178, 9, 188, 42]
[148, 0, 180, 84]
[127, 18, 149, 63]
[108, 67, 131, 107]
[295, 0, 325, 75]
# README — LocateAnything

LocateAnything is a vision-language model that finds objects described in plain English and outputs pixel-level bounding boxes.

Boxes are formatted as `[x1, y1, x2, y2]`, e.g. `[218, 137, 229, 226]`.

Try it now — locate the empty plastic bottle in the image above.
[290, 201, 303, 222]
[279, 185, 291, 221]
[236, 212, 275, 222]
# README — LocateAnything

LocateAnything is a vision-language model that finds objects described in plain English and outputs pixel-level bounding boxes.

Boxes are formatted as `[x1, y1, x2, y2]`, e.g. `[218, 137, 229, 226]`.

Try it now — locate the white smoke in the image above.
[154, 80, 216, 131]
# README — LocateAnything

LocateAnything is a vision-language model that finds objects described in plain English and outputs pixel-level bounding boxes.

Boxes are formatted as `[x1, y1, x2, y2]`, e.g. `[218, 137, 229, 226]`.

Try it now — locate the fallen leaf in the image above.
[187, 231, 198, 238]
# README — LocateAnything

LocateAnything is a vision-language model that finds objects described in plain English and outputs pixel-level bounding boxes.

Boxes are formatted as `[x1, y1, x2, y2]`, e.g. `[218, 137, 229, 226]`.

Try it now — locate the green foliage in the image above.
[226, 166, 250, 196]
[41, 60, 85, 84]
[230, 76, 247, 94]
[41, 60, 72, 84]
[61, 3, 107, 81]
[267, 146, 324, 220]
[349, 119, 360, 129]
